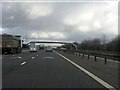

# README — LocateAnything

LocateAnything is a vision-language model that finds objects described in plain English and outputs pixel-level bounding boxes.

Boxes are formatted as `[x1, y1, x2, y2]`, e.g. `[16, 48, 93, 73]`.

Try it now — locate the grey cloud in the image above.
[0, 2, 2, 26]
[1, 2, 118, 42]
[2, 3, 30, 28]
[2, 0, 118, 1]
[118, 1, 120, 35]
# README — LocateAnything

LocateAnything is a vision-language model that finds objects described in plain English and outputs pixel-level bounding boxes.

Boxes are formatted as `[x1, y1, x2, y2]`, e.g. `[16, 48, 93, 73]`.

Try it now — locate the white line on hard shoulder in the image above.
[20, 62, 26, 65]
[54, 51, 116, 90]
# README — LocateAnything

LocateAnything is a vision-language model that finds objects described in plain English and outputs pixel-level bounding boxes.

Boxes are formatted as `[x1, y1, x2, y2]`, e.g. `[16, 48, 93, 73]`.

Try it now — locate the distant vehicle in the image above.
[0, 33, 22, 54]
[45, 46, 53, 52]
[29, 42, 37, 52]
[61, 47, 67, 50]
[38, 44, 45, 50]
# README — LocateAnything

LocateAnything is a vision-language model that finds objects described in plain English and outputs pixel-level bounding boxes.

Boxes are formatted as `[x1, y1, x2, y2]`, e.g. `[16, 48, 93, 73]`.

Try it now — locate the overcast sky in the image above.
[0, 0, 118, 43]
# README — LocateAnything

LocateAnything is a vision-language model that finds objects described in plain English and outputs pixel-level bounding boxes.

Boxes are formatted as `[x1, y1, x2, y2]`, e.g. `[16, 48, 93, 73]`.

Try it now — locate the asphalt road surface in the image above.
[2, 50, 109, 88]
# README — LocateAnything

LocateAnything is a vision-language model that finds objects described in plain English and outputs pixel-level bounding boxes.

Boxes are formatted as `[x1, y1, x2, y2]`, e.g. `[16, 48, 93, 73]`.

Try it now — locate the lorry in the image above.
[0, 33, 22, 54]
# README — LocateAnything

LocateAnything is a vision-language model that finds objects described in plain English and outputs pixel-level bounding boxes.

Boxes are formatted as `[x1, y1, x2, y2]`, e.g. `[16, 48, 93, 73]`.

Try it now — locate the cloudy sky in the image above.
[0, 0, 118, 43]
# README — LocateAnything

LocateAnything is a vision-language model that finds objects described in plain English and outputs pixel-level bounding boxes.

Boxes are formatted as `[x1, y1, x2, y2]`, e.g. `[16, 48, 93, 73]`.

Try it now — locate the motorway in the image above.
[2, 50, 117, 89]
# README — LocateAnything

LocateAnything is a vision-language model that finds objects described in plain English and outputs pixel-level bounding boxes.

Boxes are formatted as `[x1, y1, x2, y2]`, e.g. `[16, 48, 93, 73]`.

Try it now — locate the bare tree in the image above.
[101, 34, 107, 51]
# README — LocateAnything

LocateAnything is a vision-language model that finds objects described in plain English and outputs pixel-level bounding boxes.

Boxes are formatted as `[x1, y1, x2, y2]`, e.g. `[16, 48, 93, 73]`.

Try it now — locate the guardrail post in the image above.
[79, 53, 80, 57]
[75, 52, 77, 55]
[83, 53, 84, 58]
[95, 56, 97, 62]
[72, 51, 74, 54]
[71, 51, 72, 54]
[88, 55, 89, 59]
[68, 51, 70, 54]
[73, 52, 75, 54]
[105, 58, 107, 64]
[76, 52, 78, 55]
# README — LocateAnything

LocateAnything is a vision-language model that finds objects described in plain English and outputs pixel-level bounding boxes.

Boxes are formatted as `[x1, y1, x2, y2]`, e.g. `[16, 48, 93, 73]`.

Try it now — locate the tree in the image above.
[106, 35, 120, 52]
[100, 35, 108, 51]
[80, 38, 102, 51]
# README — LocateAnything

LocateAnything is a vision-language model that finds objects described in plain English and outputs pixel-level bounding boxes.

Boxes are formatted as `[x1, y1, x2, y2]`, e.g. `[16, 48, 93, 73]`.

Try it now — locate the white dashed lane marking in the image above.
[10, 57, 19, 59]
[18, 57, 22, 59]
[9, 56, 22, 59]
[42, 57, 54, 59]
[20, 62, 26, 65]
[32, 57, 35, 59]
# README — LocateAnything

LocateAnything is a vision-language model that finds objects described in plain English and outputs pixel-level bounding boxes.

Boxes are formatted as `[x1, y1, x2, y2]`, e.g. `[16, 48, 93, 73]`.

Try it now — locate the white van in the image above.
[30, 42, 37, 52]
[45, 46, 53, 52]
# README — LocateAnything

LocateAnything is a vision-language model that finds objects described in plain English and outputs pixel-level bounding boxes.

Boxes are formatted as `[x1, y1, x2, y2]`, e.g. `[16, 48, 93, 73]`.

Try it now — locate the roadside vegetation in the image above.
[61, 35, 120, 54]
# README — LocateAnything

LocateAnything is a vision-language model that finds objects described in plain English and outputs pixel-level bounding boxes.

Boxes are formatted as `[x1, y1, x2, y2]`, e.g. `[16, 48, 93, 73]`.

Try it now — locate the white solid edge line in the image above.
[54, 51, 116, 90]
[20, 62, 26, 65]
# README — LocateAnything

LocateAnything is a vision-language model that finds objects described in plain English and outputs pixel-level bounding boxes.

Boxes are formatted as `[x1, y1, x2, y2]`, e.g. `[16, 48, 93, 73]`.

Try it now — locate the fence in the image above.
[55, 49, 120, 64]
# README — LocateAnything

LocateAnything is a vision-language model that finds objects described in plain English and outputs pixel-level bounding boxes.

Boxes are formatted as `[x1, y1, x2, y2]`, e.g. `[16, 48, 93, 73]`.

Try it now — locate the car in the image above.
[45, 46, 53, 52]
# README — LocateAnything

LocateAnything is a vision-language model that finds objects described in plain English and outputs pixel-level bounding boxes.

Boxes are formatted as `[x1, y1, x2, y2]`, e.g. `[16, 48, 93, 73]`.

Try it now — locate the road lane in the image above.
[2, 50, 38, 75]
[3, 50, 107, 88]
